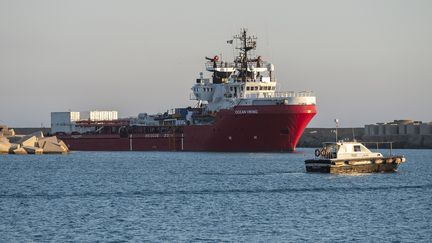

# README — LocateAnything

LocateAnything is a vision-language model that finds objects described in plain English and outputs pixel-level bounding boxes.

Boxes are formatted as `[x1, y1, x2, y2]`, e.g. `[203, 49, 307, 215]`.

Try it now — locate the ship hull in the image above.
[59, 104, 316, 152]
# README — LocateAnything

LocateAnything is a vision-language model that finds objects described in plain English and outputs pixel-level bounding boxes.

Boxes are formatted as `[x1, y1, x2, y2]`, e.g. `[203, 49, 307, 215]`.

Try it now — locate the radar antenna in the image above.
[233, 28, 257, 82]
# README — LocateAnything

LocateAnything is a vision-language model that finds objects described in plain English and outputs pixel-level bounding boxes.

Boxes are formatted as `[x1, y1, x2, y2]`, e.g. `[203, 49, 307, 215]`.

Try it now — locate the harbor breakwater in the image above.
[298, 128, 432, 149]
[11, 127, 432, 149]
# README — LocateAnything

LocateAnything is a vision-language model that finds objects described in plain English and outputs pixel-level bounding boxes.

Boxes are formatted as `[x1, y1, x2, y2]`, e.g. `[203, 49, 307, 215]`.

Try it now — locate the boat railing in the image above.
[272, 91, 315, 98]
[362, 141, 394, 156]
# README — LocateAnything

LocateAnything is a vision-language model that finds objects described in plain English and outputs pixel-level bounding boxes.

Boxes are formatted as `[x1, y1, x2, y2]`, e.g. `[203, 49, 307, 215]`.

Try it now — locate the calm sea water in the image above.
[0, 149, 431, 242]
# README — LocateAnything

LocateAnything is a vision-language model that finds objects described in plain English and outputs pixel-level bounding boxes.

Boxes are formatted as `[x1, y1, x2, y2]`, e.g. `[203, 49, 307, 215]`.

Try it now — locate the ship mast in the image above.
[234, 28, 257, 82]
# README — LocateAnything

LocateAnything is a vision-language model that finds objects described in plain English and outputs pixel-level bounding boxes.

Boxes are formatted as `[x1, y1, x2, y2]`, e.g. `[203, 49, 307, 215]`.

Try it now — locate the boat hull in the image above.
[59, 104, 316, 152]
[305, 156, 405, 173]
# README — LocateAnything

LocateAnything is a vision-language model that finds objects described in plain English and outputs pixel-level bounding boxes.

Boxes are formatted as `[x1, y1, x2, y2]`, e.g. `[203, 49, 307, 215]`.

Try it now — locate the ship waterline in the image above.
[60, 105, 316, 152]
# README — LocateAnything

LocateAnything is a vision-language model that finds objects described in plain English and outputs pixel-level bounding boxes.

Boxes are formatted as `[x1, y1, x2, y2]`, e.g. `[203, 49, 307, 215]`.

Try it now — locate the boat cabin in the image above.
[317, 142, 383, 160]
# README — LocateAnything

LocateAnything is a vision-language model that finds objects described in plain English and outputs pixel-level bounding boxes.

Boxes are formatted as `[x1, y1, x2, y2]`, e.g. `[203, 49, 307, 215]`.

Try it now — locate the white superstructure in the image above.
[191, 29, 316, 112]
[51, 110, 118, 134]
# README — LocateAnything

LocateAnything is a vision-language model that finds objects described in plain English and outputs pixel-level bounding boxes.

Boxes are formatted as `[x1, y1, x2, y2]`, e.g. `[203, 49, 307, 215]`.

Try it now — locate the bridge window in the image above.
[354, 145, 361, 152]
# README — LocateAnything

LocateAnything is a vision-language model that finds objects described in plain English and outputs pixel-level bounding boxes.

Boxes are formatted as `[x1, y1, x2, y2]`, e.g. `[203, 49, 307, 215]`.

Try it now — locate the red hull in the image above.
[60, 105, 316, 152]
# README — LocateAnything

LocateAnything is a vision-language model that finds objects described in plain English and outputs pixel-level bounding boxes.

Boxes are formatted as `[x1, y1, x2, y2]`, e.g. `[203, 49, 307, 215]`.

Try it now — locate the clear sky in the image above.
[1, 0, 431, 127]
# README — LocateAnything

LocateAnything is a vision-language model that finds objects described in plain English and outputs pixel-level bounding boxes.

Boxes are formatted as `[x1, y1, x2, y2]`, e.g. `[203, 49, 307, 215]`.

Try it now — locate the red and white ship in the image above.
[55, 29, 317, 152]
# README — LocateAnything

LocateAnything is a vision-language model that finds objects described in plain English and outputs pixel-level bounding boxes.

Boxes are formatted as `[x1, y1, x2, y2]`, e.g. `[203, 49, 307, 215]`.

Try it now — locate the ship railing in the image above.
[205, 61, 271, 70]
[205, 61, 237, 69]
[272, 91, 315, 98]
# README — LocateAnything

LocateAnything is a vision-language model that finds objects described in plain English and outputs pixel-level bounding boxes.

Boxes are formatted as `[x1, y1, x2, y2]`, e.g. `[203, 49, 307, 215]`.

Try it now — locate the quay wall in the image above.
[298, 128, 432, 149]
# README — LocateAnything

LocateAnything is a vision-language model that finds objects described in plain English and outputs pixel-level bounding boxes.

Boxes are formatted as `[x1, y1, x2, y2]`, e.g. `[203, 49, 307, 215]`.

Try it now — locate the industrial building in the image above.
[365, 120, 432, 136]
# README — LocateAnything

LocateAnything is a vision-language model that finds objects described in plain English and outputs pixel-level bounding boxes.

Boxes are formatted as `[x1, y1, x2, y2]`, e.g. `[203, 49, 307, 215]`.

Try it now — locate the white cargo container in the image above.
[80, 111, 118, 121]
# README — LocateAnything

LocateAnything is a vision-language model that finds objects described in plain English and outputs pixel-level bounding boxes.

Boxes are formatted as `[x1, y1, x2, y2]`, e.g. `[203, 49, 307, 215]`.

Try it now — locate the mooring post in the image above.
[390, 142, 393, 156]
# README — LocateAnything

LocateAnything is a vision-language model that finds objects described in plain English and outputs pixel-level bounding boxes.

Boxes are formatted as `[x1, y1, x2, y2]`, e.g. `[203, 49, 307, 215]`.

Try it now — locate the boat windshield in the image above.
[321, 144, 339, 159]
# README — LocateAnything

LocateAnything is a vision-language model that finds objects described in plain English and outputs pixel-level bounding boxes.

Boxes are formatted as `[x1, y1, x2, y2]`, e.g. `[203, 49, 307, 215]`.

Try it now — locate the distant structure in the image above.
[365, 120, 432, 136]
[51, 110, 118, 134]
[363, 120, 432, 148]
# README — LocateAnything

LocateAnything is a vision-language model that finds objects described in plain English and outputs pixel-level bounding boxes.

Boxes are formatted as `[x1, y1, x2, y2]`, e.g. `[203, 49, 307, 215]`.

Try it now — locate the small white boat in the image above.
[305, 141, 406, 173]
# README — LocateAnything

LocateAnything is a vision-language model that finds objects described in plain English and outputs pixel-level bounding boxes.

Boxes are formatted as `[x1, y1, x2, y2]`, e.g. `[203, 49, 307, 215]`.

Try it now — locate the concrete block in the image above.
[21, 136, 38, 147]
[38, 137, 58, 148]
[4, 129, 15, 137]
[0, 136, 9, 143]
[42, 139, 68, 154]
[28, 131, 44, 139]
[57, 140, 70, 152]
[9, 143, 20, 151]
[23, 146, 43, 154]
[8, 135, 24, 144]
[0, 141, 11, 154]
[13, 147, 27, 154]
